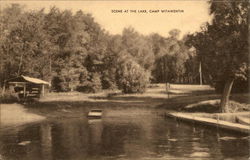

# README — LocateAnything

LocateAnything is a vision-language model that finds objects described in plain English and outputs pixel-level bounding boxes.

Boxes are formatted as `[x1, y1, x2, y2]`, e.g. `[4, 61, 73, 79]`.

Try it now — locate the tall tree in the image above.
[150, 30, 190, 83]
[0, 4, 24, 84]
[121, 27, 155, 71]
[187, 0, 249, 112]
[0, 4, 54, 81]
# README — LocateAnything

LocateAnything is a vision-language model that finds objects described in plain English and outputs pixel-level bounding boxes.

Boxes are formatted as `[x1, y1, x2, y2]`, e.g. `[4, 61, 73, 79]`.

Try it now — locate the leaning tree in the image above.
[187, 0, 249, 112]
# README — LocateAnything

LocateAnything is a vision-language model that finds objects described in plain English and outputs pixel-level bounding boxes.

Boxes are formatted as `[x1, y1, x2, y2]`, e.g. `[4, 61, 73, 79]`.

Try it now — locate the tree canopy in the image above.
[186, 0, 249, 112]
[0, 4, 211, 93]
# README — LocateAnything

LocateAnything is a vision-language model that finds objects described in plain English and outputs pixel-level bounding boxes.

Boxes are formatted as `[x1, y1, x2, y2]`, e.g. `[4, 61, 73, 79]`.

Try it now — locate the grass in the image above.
[26, 84, 244, 113]
[1, 84, 248, 130]
[2, 84, 250, 120]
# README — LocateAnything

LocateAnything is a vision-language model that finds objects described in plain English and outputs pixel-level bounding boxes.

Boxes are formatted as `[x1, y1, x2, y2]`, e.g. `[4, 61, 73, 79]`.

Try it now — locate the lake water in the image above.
[0, 108, 249, 160]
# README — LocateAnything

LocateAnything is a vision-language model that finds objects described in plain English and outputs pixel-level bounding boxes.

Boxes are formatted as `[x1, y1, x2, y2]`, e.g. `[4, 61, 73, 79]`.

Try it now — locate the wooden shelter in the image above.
[5, 75, 50, 100]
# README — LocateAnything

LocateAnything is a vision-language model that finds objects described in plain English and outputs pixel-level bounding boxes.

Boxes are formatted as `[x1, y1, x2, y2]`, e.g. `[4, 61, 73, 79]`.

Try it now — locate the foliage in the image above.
[77, 72, 102, 93]
[51, 76, 69, 92]
[186, 0, 249, 112]
[0, 89, 19, 103]
[150, 30, 191, 83]
[0, 4, 200, 94]
[187, 1, 248, 82]
[121, 27, 155, 71]
[117, 58, 150, 93]
[0, 4, 53, 82]
[214, 78, 249, 94]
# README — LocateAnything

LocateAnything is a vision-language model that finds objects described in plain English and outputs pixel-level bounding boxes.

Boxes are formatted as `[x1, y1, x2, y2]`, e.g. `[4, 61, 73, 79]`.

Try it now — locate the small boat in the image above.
[88, 109, 102, 118]
[18, 141, 31, 146]
[236, 116, 250, 125]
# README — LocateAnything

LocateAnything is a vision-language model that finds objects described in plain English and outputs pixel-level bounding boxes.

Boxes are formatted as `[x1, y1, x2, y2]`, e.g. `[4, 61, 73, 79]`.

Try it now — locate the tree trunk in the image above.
[163, 58, 167, 82]
[1, 82, 6, 96]
[161, 59, 164, 82]
[220, 78, 234, 113]
[17, 53, 23, 76]
[49, 56, 52, 75]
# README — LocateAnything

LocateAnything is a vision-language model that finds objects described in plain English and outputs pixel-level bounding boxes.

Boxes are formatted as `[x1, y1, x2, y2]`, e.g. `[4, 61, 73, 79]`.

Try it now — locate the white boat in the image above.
[88, 109, 102, 118]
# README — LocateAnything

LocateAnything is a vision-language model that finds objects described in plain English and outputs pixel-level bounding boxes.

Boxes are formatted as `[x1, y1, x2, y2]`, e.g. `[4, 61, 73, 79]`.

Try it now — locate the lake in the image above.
[0, 108, 249, 160]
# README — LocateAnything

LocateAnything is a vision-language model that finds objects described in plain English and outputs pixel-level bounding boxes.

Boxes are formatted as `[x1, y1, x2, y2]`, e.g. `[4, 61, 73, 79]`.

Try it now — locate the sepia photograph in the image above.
[0, 0, 249, 160]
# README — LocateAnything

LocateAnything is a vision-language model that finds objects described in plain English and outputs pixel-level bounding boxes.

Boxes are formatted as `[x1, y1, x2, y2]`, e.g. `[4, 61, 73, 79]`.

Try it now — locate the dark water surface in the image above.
[0, 108, 249, 160]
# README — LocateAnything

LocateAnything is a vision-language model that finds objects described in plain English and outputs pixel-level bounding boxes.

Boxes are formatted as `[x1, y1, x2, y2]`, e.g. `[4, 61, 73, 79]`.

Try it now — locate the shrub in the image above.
[117, 59, 150, 93]
[90, 73, 102, 92]
[76, 72, 102, 93]
[51, 76, 69, 92]
[0, 89, 18, 103]
[101, 69, 117, 90]
[76, 82, 94, 93]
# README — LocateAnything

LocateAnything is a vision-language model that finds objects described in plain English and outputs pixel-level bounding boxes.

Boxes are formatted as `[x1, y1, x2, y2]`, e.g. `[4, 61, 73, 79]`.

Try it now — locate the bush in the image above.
[76, 72, 102, 93]
[51, 76, 61, 92]
[76, 82, 94, 93]
[0, 89, 18, 103]
[117, 60, 150, 93]
[51, 76, 70, 92]
[101, 69, 117, 90]
[90, 73, 102, 92]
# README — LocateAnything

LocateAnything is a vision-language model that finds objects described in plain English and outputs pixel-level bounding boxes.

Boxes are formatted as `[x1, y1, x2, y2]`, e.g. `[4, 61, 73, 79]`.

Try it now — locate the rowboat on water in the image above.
[88, 109, 102, 118]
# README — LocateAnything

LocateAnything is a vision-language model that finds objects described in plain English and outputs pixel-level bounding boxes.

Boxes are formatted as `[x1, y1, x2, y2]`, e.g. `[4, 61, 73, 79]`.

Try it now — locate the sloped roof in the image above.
[7, 75, 50, 86]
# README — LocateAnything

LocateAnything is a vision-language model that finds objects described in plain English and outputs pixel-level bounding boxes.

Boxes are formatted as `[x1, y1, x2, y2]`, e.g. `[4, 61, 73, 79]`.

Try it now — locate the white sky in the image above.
[1, 1, 212, 37]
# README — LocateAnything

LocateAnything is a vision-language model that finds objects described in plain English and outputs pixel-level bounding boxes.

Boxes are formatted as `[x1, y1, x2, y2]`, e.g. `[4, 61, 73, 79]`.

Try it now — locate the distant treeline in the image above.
[1, 3, 247, 94]
[0, 4, 202, 93]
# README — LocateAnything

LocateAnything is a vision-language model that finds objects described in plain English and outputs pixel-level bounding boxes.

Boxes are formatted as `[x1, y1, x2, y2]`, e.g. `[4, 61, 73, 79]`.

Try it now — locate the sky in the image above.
[1, 1, 212, 37]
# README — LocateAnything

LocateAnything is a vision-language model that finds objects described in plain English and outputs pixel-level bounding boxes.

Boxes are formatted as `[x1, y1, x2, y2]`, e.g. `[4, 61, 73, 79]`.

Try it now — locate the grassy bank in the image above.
[24, 84, 248, 117]
[2, 84, 249, 121]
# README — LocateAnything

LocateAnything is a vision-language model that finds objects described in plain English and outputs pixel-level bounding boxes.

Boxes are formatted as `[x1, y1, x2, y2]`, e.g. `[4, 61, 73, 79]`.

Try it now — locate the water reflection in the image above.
[0, 108, 249, 160]
[40, 123, 52, 160]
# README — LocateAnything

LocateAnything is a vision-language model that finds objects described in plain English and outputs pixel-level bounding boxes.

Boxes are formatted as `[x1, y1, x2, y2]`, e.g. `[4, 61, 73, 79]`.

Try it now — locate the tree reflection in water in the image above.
[0, 108, 249, 160]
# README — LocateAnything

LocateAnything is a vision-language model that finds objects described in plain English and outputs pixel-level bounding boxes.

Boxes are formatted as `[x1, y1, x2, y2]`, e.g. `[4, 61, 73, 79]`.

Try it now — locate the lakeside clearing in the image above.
[37, 83, 249, 112]
[1, 84, 249, 128]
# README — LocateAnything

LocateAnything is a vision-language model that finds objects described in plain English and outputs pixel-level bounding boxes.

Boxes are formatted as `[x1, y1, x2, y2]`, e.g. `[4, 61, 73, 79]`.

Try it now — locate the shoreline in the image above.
[0, 103, 45, 128]
[165, 112, 250, 134]
[1, 84, 249, 129]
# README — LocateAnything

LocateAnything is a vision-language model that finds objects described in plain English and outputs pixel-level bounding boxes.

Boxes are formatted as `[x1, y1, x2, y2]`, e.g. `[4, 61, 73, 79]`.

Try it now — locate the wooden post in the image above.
[217, 132, 220, 142]
[23, 83, 26, 98]
[42, 84, 45, 97]
[216, 114, 219, 129]
[163, 58, 167, 82]
[1, 82, 6, 96]
[199, 61, 203, 85]
[166, 83, 170, 99]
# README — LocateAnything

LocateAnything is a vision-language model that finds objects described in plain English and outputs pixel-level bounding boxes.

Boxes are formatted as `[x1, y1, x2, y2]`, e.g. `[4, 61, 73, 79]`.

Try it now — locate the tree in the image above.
[0, 4, 56, 82]
[117, 56, 150, 93]
[101, 35, 122, 89]
[0, 4, 25, 84]
[111, 27, 155, 93]
[187, 0, 249, 112]
[121, 27, 155, 71]
[44, 7, 106, 90]
[150, 30, 190, 83]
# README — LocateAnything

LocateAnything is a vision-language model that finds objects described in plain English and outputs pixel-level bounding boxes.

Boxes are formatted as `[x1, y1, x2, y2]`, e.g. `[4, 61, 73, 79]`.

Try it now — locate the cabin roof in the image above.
[7, 75, 50, 86]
